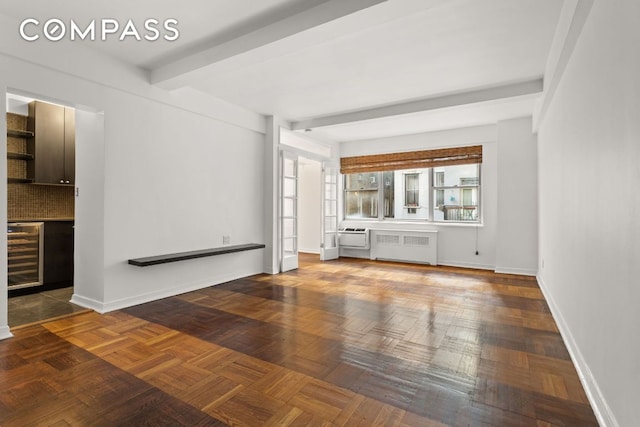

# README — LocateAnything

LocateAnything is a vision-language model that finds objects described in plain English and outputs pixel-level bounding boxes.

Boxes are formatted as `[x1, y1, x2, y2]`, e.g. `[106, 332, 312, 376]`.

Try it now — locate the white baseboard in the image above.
[438, 260, 495, 271]
[495, 266, 538, 276]
[338, 255, 496, 271]
[70, 294, 105, 313]
[537, 273, 618, 427]
[72, 270, 262, 314]
[299, 248, 320, 255]
[263, 265, 278, 275]
[0, 325, 13, 340]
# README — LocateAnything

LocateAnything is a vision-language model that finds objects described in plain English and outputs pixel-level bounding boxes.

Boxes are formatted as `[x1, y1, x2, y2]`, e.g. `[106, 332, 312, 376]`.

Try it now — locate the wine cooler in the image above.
[8, 222, 44, 290]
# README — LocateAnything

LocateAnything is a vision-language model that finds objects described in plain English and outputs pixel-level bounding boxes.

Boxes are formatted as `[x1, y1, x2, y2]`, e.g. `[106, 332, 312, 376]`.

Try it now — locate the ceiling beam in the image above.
[150, 0, 387, 90]
[290, 79, 544, 130]
[533, 0, 594, 132]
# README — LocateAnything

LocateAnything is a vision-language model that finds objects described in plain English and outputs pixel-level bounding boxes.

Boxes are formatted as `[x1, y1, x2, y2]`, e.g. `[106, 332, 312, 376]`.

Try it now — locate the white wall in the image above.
[100, 92, 265, 311]
[340, 122, 539, 273]
[340, 125, 498, 270]
[495, 117, 538, 275]
[298, 159, 321, 254]
[0, 12, 267, 327]
[74, 109, 105, 304]
[263, 117, 281, 274]
[536, 1, 640, 426]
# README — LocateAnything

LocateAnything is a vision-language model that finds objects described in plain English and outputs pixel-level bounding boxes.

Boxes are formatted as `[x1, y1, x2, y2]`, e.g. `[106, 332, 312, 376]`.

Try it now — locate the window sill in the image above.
[341, 219, 484, 228]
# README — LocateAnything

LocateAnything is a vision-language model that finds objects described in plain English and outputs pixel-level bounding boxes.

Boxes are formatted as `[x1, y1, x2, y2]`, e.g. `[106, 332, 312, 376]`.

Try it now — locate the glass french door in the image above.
[321, 163, 339, 261]
[280, 151, 299, 272]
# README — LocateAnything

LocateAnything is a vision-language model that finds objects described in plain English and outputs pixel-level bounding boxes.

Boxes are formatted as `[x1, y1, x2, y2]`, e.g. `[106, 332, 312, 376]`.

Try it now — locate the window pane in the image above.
[283, 197, 295, 217]
[284, 177, 296, 197]
[345, 190, 378, 219]
[393, 169, 429, 219]
[325, 216, 337, 232]
[325, 200, 337, 216]
[325, 186, 337, 200]
[462, 188, 473, 206]
[325, 174, 336, 184]
[433, 164, 479, 222]
[433, 164, 479, 187]
[283, 237, 295, 254]
[283, 158, 296, 177]
[344, 172, 379, 219]
[345, 173, 378, 191]
[433, 188, 478, 221]
[405, 173, 419, 206]
[283, 218, 296, 237]
[382, 171, 394, 218]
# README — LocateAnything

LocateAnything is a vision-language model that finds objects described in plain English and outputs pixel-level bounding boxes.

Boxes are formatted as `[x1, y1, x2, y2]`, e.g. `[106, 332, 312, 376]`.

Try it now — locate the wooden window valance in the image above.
[340, 145, 482, 174]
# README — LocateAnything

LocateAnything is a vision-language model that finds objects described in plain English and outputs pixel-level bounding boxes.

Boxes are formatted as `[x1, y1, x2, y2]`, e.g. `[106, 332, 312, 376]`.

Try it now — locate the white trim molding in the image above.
[73, 271, 259, 314]
[0, 325, 13, 340]
[494, 267, 538, 277]
[69, 294, 105, 313]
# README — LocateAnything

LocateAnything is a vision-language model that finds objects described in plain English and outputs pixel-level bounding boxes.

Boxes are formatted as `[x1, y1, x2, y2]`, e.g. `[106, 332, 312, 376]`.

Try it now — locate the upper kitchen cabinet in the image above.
[27, 101, 75, 186]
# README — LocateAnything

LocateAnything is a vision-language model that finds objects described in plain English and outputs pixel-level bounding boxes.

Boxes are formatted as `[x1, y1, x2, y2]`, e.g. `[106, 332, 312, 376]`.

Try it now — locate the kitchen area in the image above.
[6, 95, 85, 327]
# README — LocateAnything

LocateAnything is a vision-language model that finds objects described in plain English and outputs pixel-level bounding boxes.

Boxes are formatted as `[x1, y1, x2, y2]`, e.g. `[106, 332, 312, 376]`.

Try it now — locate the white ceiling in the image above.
[0, 0, 564, 142]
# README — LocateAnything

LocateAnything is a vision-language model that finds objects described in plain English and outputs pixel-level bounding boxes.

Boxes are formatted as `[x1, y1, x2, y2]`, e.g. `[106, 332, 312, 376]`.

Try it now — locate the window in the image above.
[382, 171, 394, 218]
[341, 145, 482, 222]
[432, 164, 480, 222]
[344, 169, 430, 220]
[404, 173, 419, 214]
[344, 173, 378, 219]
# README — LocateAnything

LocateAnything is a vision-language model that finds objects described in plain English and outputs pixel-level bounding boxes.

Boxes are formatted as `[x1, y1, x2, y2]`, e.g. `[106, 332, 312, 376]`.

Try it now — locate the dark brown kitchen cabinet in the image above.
[43, 221, 74, 287]
[27, 101, 75, 186]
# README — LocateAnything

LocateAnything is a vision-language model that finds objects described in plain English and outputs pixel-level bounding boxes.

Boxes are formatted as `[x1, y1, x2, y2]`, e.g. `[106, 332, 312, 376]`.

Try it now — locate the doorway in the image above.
[298, 157, 322, 256]
[278, 129, 339, 272]
[279, 153, 340, 272]
[5, 93, 80, 326]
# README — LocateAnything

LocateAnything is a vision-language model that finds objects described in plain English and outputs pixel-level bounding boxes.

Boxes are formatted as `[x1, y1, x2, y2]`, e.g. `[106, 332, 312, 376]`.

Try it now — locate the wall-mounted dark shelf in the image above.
[7, 152, 34, 161]
[7, 129, 34, 138]
[8, 177, 34, 184]
[128, 243, 266, 267]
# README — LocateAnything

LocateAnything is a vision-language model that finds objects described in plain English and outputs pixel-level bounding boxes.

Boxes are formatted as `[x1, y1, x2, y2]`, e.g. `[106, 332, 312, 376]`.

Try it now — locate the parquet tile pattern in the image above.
[0, 254, 598, 426]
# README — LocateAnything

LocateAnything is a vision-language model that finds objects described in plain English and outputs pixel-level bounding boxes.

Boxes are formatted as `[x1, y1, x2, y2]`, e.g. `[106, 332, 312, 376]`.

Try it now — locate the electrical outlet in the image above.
[223, 235, 230, 245]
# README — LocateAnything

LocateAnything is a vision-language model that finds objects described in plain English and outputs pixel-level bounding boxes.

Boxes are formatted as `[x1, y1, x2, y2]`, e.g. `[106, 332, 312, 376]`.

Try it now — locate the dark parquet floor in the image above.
[0, 254, 598, 426]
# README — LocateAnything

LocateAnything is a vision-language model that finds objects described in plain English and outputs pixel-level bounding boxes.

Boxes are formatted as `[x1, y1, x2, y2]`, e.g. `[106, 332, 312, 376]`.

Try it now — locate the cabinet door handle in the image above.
[65, 180, 70, 184]
[60, 179, 64, 183]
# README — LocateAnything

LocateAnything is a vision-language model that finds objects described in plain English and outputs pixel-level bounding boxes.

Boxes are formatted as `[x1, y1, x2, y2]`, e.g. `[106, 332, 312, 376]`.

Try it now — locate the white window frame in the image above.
[342, 165, 481, 223]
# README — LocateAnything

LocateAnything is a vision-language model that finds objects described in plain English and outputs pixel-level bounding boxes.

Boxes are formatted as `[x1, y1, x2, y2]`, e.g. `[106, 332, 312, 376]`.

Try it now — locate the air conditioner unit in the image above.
[338, 227, 369, 249]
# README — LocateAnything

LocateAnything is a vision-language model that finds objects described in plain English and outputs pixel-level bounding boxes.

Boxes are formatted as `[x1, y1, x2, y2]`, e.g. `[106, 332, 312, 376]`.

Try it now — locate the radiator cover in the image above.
[370, 229, 438, 265]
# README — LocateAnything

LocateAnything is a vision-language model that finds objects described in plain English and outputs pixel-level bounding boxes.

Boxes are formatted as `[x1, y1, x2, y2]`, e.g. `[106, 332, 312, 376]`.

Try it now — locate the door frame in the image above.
[320, 161, 339, 261]
[279, 149, 299, 272]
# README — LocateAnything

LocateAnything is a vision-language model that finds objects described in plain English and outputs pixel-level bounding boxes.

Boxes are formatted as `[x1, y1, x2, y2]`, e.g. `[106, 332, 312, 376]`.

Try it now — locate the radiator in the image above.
[370, 229, 437, 265]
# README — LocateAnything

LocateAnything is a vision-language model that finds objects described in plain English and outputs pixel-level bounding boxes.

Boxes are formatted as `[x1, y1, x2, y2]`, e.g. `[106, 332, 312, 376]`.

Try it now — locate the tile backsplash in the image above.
[8, 184, 74, 220]
[6, 112, 74, 220]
